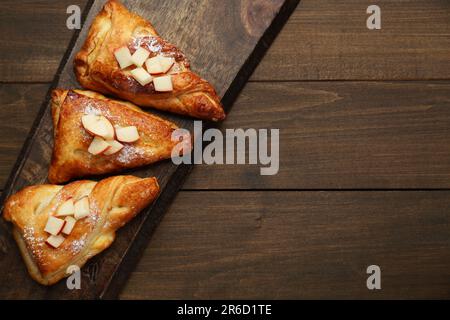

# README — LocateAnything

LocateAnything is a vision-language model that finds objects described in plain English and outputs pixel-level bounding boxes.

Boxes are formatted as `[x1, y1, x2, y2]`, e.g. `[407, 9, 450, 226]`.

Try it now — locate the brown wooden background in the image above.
[1, 0, 450, 299]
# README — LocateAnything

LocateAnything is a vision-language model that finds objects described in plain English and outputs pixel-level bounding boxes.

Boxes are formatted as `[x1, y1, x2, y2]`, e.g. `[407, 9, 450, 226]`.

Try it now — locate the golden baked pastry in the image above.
[3, 175, 159, 285]
[48, 89, 190, 184]
[74, 0, 225, 121]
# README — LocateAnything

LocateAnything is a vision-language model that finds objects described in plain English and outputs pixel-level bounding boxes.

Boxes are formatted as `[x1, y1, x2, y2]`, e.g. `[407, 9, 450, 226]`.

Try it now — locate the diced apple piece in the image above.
[115, 126, 140, 143]
[145, 56, 164, 74]
[130, 68, 153, 86]
[145, 56, 175, 74]
[114, 46, 133, 69]
[74, 196, 90, 220]
[104, 140, 124, 155]
[158, 56, 175, 73]
[45, 234, 65, 248]
[153, 75, 173, 92]
[62, 216, 77, 235]
[81, 114, 115, 140]
[44, 216, 66, 236]
[131, 47, 150, 67]
[55, 198, 75, 217]
[88, 136, 111, 155]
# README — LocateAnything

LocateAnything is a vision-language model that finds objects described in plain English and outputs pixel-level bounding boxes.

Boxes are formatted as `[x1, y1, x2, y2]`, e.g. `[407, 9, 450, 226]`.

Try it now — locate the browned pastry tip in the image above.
[48, 89, 191, 184]
[3, 175, 159, 285]
[74, 0, 225, 121]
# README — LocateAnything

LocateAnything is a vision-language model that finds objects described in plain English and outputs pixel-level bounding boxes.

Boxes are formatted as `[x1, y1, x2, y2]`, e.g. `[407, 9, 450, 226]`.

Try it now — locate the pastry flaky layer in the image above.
[48, 89, 191, 184]
[3, 175, 160, 286]
[74, 0, 225, 121]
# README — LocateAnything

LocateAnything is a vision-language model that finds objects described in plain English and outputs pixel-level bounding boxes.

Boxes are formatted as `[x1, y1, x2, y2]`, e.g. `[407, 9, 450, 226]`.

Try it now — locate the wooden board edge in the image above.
[0, 0, 300, 299]
[99, 163, 193, 299]
[222, 0, 301, 109]
[99, 0, 301, 299]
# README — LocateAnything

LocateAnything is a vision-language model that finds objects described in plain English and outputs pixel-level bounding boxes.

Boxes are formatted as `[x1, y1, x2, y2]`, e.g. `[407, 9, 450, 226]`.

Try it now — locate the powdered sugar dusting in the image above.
[23, 226, 45, 260]
[83, 102, 103, 117]
[85, 198, 101, 226]
[131, 36, 162, 54]
[82, 102, 121, 124]
[70, 234, 87, 255]
[87, 212, 100, 224]
[116, 145, 146, 164]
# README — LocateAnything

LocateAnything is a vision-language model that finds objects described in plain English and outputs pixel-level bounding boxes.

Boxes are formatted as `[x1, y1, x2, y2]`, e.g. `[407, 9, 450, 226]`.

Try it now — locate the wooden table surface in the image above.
[1, 0, 450, 299]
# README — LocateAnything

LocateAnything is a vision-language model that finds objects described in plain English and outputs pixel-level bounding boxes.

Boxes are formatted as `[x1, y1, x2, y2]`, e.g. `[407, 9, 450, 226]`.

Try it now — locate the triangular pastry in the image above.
[3, 175, 159, 285]
[48, 89, 190, 184]
[74, 0, 226, 121]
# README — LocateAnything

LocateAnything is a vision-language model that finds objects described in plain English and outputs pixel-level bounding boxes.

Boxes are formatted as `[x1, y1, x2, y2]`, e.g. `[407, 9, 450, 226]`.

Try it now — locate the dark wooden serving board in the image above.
[0, 0, 299, 299]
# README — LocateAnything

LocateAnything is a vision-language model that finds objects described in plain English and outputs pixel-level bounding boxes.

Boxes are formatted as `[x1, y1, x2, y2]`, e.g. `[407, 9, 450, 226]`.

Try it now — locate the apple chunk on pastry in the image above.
[3, 175, 160, 285]
[74, 0, 225, 121]
[48, 89, 192, 184]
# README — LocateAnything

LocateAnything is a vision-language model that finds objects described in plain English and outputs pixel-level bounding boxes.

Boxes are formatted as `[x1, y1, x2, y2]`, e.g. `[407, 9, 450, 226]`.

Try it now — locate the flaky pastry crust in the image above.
[48, 89, 190, 184]
[74, 0, 225, 121]
[3, 175, 159, 285]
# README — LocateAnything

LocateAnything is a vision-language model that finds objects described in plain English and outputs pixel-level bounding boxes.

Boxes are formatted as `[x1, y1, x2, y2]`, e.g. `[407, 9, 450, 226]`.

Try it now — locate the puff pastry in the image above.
[74, 0, 226, 121]
[3, 175, 159, 285]
[48, 89, 190, 184]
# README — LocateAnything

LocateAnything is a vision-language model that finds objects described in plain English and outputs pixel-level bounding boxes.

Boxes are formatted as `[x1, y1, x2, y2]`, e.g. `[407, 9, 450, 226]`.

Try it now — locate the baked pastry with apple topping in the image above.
[48, 89, 191, 184]
[74, 0, 225, 121]
[3, 175, 159, 285]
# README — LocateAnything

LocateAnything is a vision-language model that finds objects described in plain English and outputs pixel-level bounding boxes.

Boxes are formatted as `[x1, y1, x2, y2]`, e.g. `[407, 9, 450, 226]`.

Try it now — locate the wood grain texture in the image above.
[186, 81, 450, 189]
[0, 85, 47, 188]
[120, 191, 450, 299]
[0, 0, 89, 82]
[2, 0, 450, 82]
[0, 0, 299, 299]
[252, 0, 450, 80]
[1, 0, 450, 301]
[2, 81, 450, 191]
